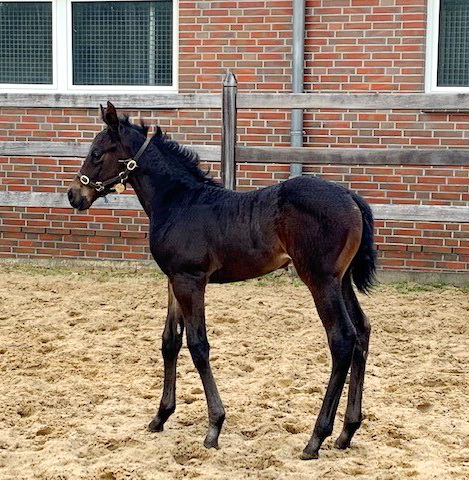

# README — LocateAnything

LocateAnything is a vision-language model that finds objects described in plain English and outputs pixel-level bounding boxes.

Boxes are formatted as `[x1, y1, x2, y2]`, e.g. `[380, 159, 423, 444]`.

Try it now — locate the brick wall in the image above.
[0, 0, 468, 278]
[305, 0, 426, 94]
[179, 1, 293, 92]
[376, 220, 469, 272]
[0, 206, 150, 261]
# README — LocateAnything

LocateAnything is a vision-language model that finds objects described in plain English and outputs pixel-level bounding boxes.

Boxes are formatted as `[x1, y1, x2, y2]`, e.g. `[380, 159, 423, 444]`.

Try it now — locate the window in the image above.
[0, 0, 177, 93]
[0, 2, 53, 84]
[426, 0, 469, 91]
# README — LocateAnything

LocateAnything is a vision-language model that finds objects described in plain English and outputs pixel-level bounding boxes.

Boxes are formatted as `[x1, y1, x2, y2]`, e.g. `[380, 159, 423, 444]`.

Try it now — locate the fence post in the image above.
[221, 71, 237, 190]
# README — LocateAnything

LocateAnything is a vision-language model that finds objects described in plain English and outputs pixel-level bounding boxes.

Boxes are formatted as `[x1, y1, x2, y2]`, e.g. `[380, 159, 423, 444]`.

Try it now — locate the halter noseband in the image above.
[78, 137, 152, 194]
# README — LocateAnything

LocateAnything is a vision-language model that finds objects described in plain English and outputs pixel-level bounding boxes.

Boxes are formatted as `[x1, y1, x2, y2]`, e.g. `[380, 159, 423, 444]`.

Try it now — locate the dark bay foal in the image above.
[68, 102, 376, 459]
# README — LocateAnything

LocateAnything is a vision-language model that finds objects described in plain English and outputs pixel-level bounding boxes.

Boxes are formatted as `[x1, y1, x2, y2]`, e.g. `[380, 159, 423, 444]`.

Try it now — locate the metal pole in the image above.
[290, 0, 305, 178]
[148, 3, 156, 85]
[221, 71, 237, 190]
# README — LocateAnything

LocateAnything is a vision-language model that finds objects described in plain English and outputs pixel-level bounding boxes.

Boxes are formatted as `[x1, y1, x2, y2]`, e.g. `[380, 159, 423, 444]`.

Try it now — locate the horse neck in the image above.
[128, 169, 156, 218]
[128, 143, 200, 219]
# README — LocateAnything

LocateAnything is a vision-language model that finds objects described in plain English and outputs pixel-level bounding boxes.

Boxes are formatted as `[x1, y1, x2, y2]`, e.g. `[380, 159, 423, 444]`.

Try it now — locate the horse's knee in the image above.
[161, 332, 183, 361]
[187, 338, 210, 369]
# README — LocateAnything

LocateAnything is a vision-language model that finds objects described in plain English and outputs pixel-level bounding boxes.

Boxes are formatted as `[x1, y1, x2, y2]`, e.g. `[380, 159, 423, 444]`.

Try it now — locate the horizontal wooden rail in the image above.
[237, 92, 469, 110]
[0, 93, 221, 109]
[1, 141, 468, 166]
[0, 141, 221, 161]
[236, 146, 469, 165]
[1, 191, 468, 222]
[374, 204, 469, 222]
[0, 141, 89, 157]
[4, 92, 469, 111]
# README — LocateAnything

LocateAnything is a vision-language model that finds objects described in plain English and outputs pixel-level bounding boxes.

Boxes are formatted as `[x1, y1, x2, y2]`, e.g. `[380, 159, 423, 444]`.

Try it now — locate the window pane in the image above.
[438, 0, 469, 86]
[0, 2, 53, 84]
[72, 1, 173, 86]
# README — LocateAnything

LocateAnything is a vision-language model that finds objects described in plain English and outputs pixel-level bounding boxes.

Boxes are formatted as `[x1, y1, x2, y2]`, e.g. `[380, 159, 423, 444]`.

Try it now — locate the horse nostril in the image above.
[68, 189, 80, 208]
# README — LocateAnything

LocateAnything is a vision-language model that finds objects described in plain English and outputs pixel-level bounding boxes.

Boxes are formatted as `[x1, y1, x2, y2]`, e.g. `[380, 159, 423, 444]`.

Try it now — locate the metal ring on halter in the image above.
[126, 159, 137, 171]
[94, 182, 105, 192]
[80, 175, 90, 185]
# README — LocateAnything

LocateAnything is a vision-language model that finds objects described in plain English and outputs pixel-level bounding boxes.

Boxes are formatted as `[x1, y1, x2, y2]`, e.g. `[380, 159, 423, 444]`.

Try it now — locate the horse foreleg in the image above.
[171, 273, 225, 449]
[334, 275, 371, 449]
[301, 278, 357, 460]
[149, 282, 184, 432]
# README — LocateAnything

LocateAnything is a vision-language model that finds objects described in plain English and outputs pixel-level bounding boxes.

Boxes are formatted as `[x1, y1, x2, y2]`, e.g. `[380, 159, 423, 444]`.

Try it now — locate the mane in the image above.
[121, 115, 149, 137]
[121, 117, 220, 188]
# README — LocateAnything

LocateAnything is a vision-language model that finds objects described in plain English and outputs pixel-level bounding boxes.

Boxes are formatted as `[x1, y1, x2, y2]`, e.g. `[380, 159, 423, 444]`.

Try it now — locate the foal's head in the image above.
[68, 101, 147, 210]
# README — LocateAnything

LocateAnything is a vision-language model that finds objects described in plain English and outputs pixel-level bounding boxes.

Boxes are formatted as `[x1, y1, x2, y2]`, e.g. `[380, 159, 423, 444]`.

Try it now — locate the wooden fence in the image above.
[1, 76, 469, 223]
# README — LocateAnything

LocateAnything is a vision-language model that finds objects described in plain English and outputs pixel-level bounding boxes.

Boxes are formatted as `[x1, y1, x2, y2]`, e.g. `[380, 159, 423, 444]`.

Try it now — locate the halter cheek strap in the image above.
[78, 136, 152, 193]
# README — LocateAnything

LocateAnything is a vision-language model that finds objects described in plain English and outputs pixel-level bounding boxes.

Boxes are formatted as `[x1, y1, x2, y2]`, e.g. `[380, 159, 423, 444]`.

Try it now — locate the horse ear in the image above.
[101, 101, 120, 132]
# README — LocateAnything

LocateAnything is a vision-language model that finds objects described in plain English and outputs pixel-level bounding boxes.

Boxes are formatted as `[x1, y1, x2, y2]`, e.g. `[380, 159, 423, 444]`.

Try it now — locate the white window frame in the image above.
[0, 0, 57, 91]
[1, 0, 179, 94]
[426, 0, 469, 93]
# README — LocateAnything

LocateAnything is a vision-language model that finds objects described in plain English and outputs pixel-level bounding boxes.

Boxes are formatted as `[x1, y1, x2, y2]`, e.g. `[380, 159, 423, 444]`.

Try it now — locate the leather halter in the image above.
[78, 137, 152, 193]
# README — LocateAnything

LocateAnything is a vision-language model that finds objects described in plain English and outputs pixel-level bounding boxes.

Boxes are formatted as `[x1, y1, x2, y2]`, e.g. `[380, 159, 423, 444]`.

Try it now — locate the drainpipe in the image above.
[290, 0, 305, 178]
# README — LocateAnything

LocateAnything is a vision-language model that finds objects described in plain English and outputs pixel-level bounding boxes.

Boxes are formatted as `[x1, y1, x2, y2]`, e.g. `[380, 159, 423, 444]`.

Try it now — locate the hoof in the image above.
[203, 422, 222, 449]
[334, 434, 351, 450]
[203, 437, 220, 449]
[300, 450, 319, 460]
[148, 419, 164, 433]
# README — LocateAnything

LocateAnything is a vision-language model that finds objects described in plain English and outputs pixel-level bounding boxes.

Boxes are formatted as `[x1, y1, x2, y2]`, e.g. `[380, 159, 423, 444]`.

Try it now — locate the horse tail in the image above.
[349, 192, 377, 294]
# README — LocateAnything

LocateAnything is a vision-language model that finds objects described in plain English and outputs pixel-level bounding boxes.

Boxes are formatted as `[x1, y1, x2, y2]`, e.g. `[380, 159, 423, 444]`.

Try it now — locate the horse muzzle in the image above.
[67, 177, 96, 210]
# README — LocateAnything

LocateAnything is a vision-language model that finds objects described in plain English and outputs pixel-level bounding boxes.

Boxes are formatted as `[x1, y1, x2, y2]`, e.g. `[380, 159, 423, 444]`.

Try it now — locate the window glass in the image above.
[72, 1, 173, 86]
[0, 2, 53, 84]
[438, 0, 469, 86]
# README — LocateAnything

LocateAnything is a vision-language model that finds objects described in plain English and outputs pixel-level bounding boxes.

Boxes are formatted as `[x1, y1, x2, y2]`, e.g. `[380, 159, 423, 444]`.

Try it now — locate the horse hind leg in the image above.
[334, 272, 371, 450]
[290, 221, 361, 459]
[300, 276, 357, 460]
[149, 282, 184, 432]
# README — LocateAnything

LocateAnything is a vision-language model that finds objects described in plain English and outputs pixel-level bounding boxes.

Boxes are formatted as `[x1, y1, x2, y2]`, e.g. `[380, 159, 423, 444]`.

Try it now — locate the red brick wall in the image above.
[376, 220, 469, 272]
[305, 0, 426, 94]
[0, 0, 468, 277]
[179, 1, 293, 92]
[0, 206, 150, 261]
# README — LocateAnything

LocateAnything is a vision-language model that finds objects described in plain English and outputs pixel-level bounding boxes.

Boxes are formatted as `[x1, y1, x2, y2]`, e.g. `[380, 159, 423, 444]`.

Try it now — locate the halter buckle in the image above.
[126, 159, 137, 171]
[95, 182, 105, 192]
[80, 175, 90, 185]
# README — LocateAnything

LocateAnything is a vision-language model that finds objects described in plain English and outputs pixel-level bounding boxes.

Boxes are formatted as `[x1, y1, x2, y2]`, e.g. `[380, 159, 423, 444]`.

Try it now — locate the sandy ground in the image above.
[0, 264, 468, 480]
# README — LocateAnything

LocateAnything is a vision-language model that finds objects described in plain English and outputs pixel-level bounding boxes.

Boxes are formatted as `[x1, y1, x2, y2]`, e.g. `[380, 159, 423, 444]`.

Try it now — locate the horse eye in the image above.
[91, 151, 102, 164]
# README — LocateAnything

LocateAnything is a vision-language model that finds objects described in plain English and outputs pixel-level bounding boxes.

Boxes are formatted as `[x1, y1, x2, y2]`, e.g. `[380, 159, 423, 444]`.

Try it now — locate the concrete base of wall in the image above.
[0, 258, 158, 274]
[377, 269, 468, 287]
[1, 258, 467, 287]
